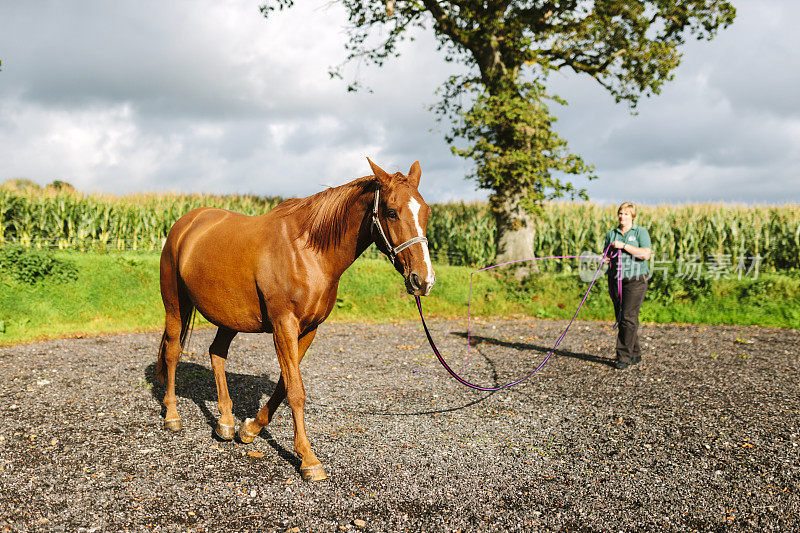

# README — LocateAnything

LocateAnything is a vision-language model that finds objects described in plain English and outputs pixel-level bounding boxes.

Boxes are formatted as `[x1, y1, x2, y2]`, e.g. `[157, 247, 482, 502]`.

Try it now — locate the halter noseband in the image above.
[371, 186, 428, 265]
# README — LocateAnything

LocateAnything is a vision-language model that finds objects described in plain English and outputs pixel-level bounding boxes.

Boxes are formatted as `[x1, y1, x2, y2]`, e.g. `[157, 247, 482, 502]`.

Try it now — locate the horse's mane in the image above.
[272, 176, 380, 252]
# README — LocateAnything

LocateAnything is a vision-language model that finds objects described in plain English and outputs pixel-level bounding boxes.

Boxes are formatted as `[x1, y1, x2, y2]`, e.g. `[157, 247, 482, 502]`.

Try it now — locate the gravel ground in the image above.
[0, 318, 798, 532]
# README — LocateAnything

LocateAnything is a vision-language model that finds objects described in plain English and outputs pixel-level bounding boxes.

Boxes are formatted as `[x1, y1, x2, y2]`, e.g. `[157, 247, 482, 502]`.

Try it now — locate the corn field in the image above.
[0, 189, 281, 251]
[526, 203, 800, 272]
[1, 187, 798, 270]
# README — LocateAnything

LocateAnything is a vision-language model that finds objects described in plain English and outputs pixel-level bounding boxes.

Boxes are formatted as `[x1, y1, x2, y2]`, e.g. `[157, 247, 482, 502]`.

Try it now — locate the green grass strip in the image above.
[0, 251, 797, 346]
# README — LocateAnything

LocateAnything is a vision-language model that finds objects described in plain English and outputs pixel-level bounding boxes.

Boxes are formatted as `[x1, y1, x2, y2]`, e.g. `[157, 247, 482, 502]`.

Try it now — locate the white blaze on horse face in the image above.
[408, 197, 435, 286]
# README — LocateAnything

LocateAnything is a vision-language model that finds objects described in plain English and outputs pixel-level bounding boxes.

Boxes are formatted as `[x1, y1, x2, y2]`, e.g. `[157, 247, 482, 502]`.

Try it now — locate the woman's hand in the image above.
[613, 240, 652, 261]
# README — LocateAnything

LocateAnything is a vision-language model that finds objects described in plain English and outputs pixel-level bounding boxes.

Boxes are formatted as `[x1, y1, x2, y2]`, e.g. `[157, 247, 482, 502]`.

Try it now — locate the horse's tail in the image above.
[180, 307, 196, 357]
[155, 307, 196, 384]
[156, 330, 169, 384]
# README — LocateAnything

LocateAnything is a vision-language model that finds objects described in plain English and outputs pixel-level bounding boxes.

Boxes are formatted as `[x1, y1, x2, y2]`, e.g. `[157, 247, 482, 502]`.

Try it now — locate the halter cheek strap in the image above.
[371, 187, 428, 265]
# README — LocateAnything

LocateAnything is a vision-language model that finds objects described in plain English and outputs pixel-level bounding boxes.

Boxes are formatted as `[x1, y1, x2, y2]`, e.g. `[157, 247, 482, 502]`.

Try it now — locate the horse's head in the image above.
[367, 158, 436, 297]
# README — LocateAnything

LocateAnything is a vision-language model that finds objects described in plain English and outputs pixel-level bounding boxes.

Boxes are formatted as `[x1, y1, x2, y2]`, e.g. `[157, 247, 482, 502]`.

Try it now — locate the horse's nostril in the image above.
[411, 273, 421, 290]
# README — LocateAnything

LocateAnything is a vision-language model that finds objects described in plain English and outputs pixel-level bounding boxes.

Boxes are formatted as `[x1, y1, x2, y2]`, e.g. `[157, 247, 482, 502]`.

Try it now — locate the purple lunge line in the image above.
[472, 255, 584, 274]
[415, 245, 613, 392]
[467, 254, 590, 360]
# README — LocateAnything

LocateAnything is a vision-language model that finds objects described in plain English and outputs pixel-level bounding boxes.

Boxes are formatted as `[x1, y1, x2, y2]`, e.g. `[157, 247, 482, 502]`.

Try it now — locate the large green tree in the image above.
[261, 1, 735, 263]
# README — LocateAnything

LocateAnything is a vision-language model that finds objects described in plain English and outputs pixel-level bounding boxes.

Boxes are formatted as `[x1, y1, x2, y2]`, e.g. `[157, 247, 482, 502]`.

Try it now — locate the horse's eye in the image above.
[386, 209, 398, 219]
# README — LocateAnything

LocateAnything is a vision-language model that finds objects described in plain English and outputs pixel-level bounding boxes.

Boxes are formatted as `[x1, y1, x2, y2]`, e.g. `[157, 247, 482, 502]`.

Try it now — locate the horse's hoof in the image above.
[238, 418, 258, 444]
[164, 418, 182, 432]
[300, 464, 328, 482]
[214, 421, 235, 441]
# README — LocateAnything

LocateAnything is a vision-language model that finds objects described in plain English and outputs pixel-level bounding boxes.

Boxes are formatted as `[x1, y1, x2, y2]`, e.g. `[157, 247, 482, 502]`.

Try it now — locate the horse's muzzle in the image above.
[406, 272, 435, 296]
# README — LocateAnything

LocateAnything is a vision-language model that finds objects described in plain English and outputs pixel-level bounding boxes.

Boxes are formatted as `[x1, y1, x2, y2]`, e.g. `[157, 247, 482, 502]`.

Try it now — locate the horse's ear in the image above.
[407, 161, 421, 188]
[367, 157, 391, 184]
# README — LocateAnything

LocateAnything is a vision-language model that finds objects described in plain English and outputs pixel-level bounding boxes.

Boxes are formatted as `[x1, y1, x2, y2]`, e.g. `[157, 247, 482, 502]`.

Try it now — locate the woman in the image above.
[604, 202, 651, 369]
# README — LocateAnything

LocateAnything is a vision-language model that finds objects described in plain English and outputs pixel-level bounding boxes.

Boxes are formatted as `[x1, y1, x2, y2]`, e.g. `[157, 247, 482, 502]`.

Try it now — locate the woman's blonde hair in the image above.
[617, 202, 636, 220]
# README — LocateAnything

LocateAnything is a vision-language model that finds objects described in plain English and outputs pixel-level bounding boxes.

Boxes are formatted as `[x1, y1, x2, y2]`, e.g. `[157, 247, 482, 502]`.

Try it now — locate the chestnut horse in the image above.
[156, 159, 435, 481]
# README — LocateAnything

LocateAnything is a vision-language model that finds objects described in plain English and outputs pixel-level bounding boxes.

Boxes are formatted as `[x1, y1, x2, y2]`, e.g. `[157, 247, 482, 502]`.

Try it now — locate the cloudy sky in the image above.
[1, 0, 798, 205]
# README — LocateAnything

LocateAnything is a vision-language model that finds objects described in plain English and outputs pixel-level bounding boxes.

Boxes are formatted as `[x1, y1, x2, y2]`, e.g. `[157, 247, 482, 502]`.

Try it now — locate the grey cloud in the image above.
[700, 1, 800, 119]
[279, 118, 376, 156]
[595, 110, 793, 171]
[0, 0, 798, 205]
[544, 0, 800, 204]
[2, 1, 258, 115]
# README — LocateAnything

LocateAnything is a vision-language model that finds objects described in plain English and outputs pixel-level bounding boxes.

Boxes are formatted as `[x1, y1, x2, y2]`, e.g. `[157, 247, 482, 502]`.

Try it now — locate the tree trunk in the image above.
[492, 191, 538, 279]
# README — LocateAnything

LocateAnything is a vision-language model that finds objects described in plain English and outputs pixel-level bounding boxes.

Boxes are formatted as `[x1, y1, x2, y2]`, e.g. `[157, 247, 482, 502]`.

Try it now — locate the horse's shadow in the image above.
[451, 331, 614, 367]
[144, 362, 300, 469]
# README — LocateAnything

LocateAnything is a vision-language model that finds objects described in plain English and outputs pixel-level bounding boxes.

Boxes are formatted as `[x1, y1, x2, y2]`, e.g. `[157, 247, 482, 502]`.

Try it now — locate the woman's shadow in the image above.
[452, 331, 615, 367]
[144, 361, 301, 469]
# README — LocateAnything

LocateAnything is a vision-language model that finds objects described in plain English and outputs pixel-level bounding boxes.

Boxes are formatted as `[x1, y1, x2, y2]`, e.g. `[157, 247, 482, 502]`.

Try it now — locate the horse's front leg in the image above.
[239, 319, 325, 481]
[240, 328, 317, 439]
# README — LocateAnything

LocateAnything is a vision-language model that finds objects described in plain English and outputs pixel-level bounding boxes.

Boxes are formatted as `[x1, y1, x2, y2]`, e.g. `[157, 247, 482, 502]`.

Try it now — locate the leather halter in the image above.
[371, 186, 428, 266]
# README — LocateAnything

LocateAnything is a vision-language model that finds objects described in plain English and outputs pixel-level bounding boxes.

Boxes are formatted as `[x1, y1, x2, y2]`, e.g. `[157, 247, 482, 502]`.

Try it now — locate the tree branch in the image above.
[420, 0, 472, 49]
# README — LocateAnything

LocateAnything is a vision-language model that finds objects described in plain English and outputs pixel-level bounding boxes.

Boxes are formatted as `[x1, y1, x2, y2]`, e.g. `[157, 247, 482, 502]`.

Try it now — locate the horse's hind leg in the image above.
[157, 261, 193, 431]
[158, 305, 192, 431]
[209, 327, 238, 440]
